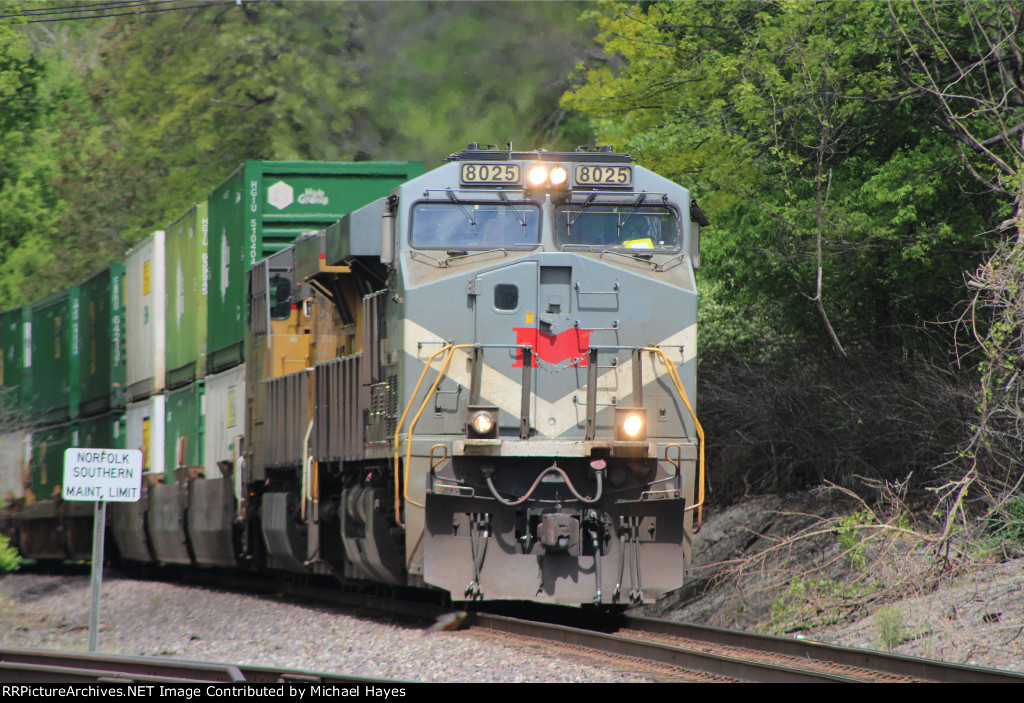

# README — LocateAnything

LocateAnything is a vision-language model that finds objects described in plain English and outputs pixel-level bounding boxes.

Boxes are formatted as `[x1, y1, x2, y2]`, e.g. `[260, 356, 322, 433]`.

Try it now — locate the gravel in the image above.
[0, 573, 652, 683]
[10, 494, 1022, 680]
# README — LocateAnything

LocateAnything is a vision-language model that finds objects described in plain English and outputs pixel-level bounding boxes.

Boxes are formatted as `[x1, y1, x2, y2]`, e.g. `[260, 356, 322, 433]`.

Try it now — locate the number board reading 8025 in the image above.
[459, 163, 521, 185]
[574, 165, 633, 187]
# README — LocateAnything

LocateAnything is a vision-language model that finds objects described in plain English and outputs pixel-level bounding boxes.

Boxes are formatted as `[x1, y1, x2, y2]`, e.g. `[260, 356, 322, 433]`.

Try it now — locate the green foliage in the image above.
[2, 2, 599, 298]
[984, 498, 1024, 548]
[769, 510, 882, 632]
[836, 510, 875, 569]
[81, 2, 598, 231]
[0, 230, 56, 306]
[0, 533, 21, 574]
[875, 606, 906, 651]
[0, 6, 63, 308]
[564, 1, 999, 359]
[353, 2, 596, 163]
[767, 576, 868, 634]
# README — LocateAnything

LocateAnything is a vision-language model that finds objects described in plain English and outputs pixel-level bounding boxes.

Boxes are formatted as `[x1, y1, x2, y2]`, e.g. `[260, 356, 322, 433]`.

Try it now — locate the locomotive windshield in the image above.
[411, 201, 541, 249]
[555, 201, 681, 252]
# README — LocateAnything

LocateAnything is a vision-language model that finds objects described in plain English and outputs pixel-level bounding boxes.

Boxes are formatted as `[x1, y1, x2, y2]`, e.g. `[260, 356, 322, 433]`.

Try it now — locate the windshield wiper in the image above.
[567, 193, 596, 227]
[497, 191, 527, 229]
[564, 193, 596, 242]
[616, 193, 647, 238]
[445, 189, 477, 232]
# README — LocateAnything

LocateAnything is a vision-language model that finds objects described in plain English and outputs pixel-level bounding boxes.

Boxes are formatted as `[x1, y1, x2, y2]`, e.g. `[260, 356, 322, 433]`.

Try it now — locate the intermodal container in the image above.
[126, 231, 166, 401]
[0, 306, 29, 425]
[164, 381, 203, 483]
[78, 409, 126, 450]
[28, 421, 76, 501]
[78, 265, 126, 417]
[204, 364, 245, 477]
[126, 395, 165, 478]
[28, 288, 80, 425]
[0, 429, 28, 499]
[165, 202, 209, 389]
[206, 160, 423, 374]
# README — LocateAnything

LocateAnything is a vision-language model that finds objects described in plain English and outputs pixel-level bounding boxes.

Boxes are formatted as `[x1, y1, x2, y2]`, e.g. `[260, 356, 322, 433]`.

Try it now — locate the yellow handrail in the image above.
[393, 344, 452, 526]
[642, 346, 706, 527]
[404, 344, 473, 511]
[392, 343, 473, 525]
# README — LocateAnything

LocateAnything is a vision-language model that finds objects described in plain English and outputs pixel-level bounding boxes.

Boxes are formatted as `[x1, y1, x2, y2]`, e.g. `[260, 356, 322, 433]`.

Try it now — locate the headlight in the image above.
[614, 407, 646, 441]
[525, 164, 569, 191]
[527, 165, 549, 187]
[472, 411, 494, 435]
[622, 414, 643, 436]
[467, 406, 500, 439]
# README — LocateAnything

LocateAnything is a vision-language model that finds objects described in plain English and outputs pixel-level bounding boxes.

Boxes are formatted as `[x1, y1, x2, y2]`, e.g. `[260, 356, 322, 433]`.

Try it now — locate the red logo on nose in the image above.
[513, 327, 591, 368]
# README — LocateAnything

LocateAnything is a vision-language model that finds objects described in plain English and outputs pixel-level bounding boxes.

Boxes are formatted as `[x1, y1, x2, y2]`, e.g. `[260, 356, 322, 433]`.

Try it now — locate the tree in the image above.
[560, 1, 1010, 500]
[885, 1, 1024, 536]
[8, 1, 598, 292]
[0, 7, 60, 308]
[563, 1, 998, 359]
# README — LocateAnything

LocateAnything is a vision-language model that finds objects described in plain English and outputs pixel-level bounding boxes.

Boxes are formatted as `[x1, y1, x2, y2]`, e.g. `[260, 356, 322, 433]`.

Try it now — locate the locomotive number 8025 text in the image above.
[460, 163, 521, 185]
[574, 165, 632, 186]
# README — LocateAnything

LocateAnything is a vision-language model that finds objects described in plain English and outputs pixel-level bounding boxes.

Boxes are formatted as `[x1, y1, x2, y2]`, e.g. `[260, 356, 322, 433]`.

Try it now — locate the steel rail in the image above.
[469, 612, 863, 683]
[17, 569, 1023, 684]
[129, 569, 853, 682]
[621, 615, 1024, 684]
[0, 646, 401, 684]
[153, 568, 1024, 683]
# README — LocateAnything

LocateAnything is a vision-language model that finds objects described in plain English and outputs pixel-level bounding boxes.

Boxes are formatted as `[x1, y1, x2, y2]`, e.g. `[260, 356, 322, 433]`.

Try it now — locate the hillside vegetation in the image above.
[564, 1, 1024, 556]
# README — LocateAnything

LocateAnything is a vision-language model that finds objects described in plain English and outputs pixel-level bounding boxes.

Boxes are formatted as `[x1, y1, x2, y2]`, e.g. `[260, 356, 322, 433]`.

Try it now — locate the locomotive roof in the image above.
[447, 144, 632, 164]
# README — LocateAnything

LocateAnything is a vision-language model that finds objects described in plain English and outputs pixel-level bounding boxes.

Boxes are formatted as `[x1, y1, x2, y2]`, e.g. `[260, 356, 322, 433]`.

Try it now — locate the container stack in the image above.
[0, 158, 422, 564]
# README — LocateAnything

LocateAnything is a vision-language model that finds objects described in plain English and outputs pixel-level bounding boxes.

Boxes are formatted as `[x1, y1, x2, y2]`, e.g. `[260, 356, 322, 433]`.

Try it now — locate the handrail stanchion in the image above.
[402, 344, 473, 515]
[393, 343, 453, 527]
[642, 346, 706, 527]
[520, 348, 532, 439]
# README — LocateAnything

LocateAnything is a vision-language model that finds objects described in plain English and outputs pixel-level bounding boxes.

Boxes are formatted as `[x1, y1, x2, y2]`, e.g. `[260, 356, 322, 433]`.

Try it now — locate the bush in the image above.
[875, 606, 907, 651]
[698, 349, 975, 503]
[0, 534, 21, 575]
[984, 497, 1024, 548]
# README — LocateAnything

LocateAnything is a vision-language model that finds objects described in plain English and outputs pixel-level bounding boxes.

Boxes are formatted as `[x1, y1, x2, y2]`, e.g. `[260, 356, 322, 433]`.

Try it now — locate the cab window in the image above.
[269, 275, 292, 321]
[411, 202, 540, 249]
[555, 204, 680, 252]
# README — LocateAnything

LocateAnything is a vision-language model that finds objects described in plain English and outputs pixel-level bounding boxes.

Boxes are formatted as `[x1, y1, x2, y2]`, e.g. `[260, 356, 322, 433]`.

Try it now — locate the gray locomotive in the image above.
[1, 145, 705, 607]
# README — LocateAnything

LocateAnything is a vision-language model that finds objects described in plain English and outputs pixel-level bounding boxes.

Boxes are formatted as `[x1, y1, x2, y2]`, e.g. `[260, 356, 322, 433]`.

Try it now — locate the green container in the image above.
[79, 265, 127, 417]
[0, 306, 29, 426]
[28, 421, 76, 501]
[166, 202, 209, 389]
[206, 160, 424, 373]
[164, 381, 203, 483]
[28, 287, 80, 425]
[78, 410, 126, 450]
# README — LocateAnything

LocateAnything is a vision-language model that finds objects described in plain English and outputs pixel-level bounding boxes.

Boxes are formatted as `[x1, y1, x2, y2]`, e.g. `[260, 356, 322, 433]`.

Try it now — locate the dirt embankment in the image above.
[654, 493, 1024, 674]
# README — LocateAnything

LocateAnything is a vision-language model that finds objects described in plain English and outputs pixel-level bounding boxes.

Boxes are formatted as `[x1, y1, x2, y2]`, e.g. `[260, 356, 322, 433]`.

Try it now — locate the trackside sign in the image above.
[63, 448, 143, 502]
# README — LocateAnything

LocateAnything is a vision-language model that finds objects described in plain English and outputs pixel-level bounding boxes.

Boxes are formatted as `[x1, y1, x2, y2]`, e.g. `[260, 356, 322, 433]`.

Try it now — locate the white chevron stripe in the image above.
[403, 320, 695, 437]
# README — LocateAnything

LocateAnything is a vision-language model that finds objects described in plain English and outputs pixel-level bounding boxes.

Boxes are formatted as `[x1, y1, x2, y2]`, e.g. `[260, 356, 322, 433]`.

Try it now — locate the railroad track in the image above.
[0, 646, 404, 685]
[9, 568, 1024, 684]
[466, 610, 1024, 683]
[235, 572, 1024, 683]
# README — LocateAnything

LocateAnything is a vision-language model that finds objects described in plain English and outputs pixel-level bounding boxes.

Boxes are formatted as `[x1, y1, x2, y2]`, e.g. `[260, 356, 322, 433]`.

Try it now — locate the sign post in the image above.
[89, 497, 106, 652]
[62, 448, 143, 652]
